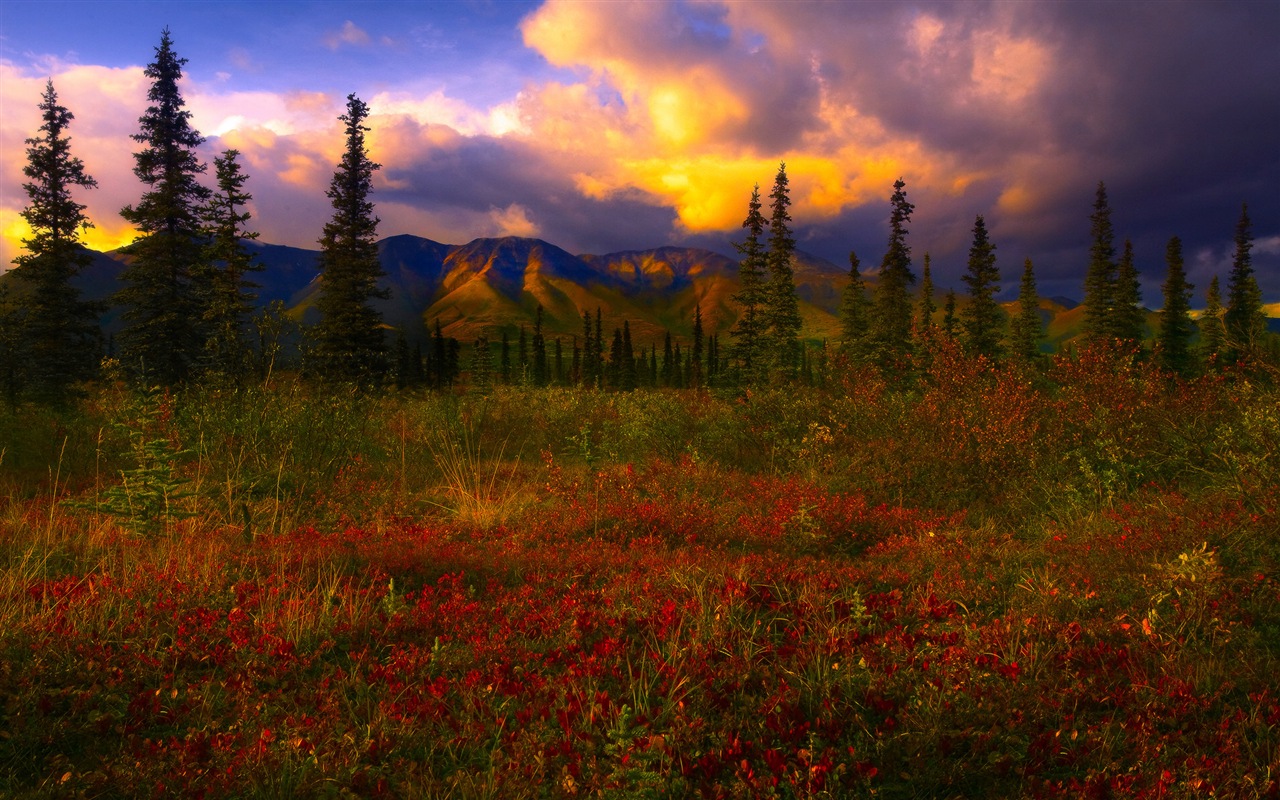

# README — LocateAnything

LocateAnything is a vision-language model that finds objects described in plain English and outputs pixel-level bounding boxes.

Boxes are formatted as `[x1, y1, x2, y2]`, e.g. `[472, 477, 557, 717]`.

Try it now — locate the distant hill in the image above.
[4, 235, 1274, 348]
[10, 235, 849, 347]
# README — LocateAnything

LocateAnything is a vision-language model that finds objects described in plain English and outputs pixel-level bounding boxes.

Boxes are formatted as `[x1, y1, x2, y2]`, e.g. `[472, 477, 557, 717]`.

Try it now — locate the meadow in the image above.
[1, 344, 1278, 798]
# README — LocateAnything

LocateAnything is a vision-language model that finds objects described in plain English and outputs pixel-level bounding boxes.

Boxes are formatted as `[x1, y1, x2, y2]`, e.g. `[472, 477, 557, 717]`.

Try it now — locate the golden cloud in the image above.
[514, 0, 1043, 237]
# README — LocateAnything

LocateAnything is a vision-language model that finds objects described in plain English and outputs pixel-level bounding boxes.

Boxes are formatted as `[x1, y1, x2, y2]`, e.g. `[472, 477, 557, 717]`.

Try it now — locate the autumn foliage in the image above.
[1, 349, 1278, 797]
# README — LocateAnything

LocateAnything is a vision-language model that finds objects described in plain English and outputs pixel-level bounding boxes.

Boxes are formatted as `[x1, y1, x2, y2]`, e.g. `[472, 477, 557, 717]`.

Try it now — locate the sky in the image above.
[2, 0, 1278, 307]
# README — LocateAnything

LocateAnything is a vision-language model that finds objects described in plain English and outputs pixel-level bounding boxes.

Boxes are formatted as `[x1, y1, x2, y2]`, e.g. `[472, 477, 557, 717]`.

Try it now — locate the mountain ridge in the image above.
[3, 233, 1113, 347]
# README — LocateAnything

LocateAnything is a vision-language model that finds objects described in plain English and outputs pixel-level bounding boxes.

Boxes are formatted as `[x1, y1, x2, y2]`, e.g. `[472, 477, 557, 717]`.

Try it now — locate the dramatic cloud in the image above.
[2, 0, 1277, 304]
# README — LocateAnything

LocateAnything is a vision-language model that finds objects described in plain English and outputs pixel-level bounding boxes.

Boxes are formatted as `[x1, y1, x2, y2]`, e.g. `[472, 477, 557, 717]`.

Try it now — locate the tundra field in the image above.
[2, 348, 1278, 798]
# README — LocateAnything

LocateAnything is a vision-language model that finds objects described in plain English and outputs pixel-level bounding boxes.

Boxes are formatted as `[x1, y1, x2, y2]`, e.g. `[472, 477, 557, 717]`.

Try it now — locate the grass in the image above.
[1, 351, 1278, 797]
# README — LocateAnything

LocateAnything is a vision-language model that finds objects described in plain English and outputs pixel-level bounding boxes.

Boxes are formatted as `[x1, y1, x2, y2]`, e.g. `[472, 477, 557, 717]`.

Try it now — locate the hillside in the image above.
[7, 235, 851, 346]
[10, 234, 1273, 348]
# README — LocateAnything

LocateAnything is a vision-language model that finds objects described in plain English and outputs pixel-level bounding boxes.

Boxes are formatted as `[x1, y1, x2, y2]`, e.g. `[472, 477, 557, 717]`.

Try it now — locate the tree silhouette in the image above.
[1112, 240, 1145, 347]
[763, 164, 802, 375]
[731, 184, 768, 384]
[116, 28, 210, 384]
[960, 215, 1002, 359]
[1157, 237, 1195, 376]
[312, 94, 388, 384]
[11, 80, 101, 404]
[869, 178, 916, 367]
[1010, 258, 1044, 363]
[1225, 203, 1266, 360]
[197, 149, 261, 381]
[1082, 182, 1117, 344]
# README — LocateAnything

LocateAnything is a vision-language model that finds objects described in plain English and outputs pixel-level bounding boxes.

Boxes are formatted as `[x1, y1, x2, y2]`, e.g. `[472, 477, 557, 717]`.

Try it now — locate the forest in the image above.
[2, 28, 1279, 800]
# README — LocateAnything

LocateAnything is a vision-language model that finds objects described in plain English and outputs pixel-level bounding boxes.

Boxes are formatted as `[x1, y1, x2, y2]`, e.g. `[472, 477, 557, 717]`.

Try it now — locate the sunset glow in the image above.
[1, 0, 1276, 303]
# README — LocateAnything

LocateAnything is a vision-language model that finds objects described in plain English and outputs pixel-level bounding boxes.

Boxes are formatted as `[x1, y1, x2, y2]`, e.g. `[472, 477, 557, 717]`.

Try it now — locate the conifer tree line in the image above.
[744, 174, 1273, 383]
[3, 30, 1276, 407]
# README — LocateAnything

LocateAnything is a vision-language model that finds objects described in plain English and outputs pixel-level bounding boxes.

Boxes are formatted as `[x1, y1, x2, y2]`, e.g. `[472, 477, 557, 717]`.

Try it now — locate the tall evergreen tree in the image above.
[869, 178, 916, 367]
[580, 310, 595, 387]
[839, 250, 869, 359]
[1157, 237, 1195, 376]
[942, 290, 958, 340]
[197, 149, 261, 380]
[1082, 181, 1117, 343]
[607, 328, 624, 389]
[916, 253, 936, 334]
[1224, 203, 1266, 359]
[960, 214, 1002, 358]
[11, 80, 101, 404]
[1112, 240, 1145, 347]
[531, 304, 547, 386]
[470, 336, 495, 391]
[517, 325, 528, 382]
[593, 309, 604, 389]
[662, 331, 674, 387]
[1010, 258, 1044, 363]
[1200, 276, 1226, 366]
[690, 303, 704, 388]
[571, 337, 582, 385]
[731, 184, 768, 383]
[763, 164, 802, 375]
[116, 28, 210, 384]
[621, 320, 637, 391]
[706, 334, 719, 386]
[313, 94, 387, 384]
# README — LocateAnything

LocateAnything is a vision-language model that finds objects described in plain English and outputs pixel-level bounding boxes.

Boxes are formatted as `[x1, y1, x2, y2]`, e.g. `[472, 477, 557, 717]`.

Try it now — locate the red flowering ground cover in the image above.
[2, 357, 1278, 797]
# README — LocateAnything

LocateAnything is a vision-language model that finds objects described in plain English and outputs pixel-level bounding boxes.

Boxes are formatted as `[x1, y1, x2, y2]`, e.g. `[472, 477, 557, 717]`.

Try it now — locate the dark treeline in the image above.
[2, 30, 1276, 409]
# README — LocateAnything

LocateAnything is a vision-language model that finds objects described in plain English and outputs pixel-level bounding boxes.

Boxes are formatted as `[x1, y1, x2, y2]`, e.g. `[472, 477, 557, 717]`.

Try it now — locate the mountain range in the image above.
[9, 234, 1100, 348]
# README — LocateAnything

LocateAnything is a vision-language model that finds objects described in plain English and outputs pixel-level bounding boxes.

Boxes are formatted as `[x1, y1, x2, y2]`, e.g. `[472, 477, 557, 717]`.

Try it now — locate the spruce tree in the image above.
[869, 178, 916, 367]
[1010, 258, 1044, 363]
[1200, 276, 1226, 367]
[1224, 203, 1266, 359]
[960, 214, 1002, 359]
[621, 320, 637, 391]
[942, 290, 958, 340]
[1112, 240, 1145, 347]
[731, 184, 768, 383]
[763, 164, 802, 375]
[531, 304, 547, 386]
[517, 325, 528, 383]
[917, 253, 936, 334]
[1082, 181, 1117, 343]
[594, 309, 605, 388]
[11, 80, 101, 404]
[198, 149, 260, 380]
[608, 328, 624, 389]
[116, 28, 210, 384]
[706, 334, 719, 385]
[313, 93, 387, 384]
[1157, 237, 1195, 376]
[690, 303, 704, 388]
[470, 336, 494, 390]
[662, 331, 674, 387]
[838, 250, 869, 359]
[580, 310, 594, 387]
